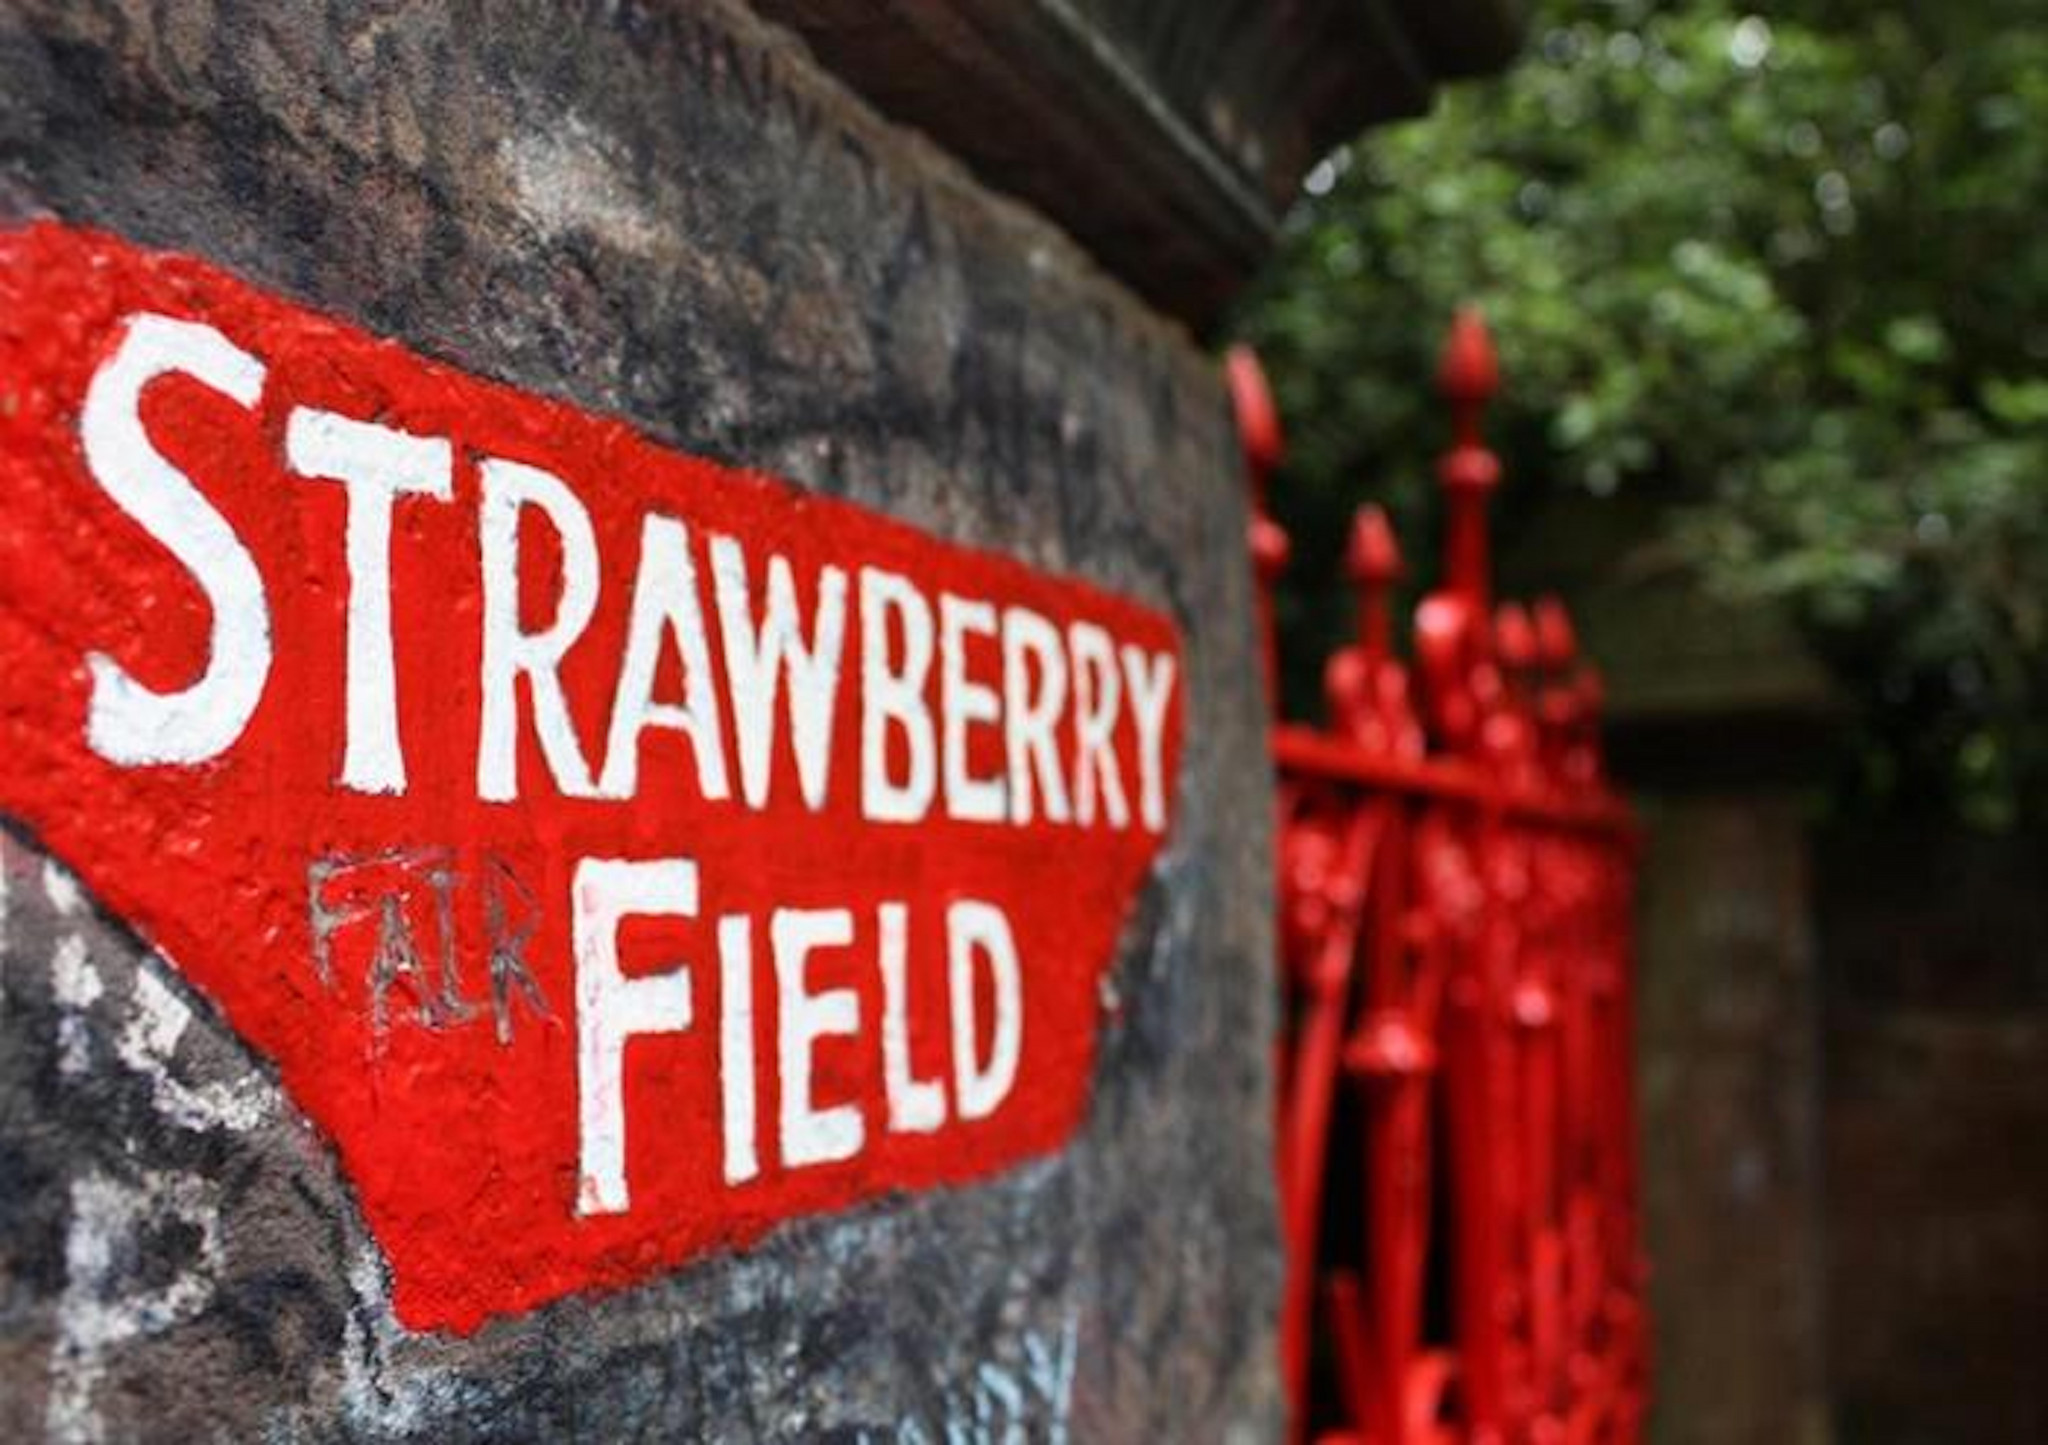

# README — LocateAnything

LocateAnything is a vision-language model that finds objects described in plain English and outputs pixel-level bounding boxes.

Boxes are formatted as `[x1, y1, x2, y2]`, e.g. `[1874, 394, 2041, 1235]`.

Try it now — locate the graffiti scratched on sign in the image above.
[0, 224, 1184, 1331]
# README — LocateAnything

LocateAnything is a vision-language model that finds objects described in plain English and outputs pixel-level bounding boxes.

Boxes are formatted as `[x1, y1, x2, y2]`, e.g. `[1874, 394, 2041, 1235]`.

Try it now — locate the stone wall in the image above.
[1633, 793, 1830, 1445]
[0, 1, 1281, 1438]
[1819, 826, 2048, 1445]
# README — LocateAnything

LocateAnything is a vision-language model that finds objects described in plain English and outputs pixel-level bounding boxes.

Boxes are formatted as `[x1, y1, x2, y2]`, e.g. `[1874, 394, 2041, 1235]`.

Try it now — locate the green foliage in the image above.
[1233, 0, 2048, 827]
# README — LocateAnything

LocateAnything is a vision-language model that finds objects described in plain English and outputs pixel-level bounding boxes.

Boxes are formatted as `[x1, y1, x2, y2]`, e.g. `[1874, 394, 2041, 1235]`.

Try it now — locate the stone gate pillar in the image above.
[0, 2, 1517, 1439]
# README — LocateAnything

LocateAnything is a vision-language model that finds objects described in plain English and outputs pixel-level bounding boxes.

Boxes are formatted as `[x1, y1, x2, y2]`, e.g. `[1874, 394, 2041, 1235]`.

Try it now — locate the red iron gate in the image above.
[1232, 314, 1649, 1445]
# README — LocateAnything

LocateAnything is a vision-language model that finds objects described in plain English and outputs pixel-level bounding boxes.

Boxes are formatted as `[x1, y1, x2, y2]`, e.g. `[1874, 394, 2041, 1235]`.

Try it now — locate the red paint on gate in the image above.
[1235, 322, 1646, 1445]
[0, 224, 1183, 1332]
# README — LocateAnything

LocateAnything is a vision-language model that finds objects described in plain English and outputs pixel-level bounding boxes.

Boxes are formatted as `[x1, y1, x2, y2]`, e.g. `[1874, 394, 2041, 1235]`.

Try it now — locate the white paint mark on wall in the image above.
[973, 1360, 1025, 1439]
[1021, 1310, 1080, 1445]
[341, 1246, 416, 1433]
[52, 935, 101, 1077]
[876, 1305, 1081, 1445]
[0, 847, 10, 1012]
[23, 843, 273, 1128]
[339, 1243, 469, 1435]
[501, 117, 666, 259]
[116, 967, 275, 1132]
[50, 936, 100, 1008]
[46, 1170, 222, 1445]
[43, 858, 84, 917]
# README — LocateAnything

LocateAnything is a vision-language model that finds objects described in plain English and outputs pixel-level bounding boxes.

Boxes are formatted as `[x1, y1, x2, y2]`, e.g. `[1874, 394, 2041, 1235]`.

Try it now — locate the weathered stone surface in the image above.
[1633, 795, 1828, 1445]
[0, 0, 1280, 1437]
[1818, 826, 2048, 1445]
[750, 0, 1526, 327]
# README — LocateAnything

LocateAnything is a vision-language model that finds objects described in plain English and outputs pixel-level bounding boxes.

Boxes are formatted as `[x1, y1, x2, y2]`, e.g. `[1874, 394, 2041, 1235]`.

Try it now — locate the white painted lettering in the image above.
[717, 914, 760, 1185]
[478, 458, 601, 800]
[774, 906, 864, 1167]
[1067, 621, 1129, 829]
[1001, 606, 1072, 825]
[878, 901, 946, 1134]
[859, 567, 936, 823]
[285, 408, 452, 794]
[573, 856, 697, 1216]
[597, 515, 731, 802]
[939, 593, 1005, 822]
[1119, 645, 1176, 833]
[80, 314, 270, 766]
[947, 900, 1022, 1121]
[709, 536, 847, 811]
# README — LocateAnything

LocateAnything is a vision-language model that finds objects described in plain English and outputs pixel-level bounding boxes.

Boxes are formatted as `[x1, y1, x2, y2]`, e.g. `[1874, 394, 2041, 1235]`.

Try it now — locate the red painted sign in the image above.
[0, 224, 1183, 1331]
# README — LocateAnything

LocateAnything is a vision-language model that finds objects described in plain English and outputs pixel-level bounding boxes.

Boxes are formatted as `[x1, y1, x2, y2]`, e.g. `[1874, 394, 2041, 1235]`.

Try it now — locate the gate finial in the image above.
[1228, 345, 1290, 712]
[1437, 309, 1502, 608]
[1345, 504, 1403, 660]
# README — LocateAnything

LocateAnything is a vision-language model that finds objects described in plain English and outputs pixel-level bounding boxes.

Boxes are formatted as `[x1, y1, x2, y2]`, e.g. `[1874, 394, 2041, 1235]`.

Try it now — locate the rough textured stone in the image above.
[1633, 794, 1829, 1445]
[1818, 827, 2048, 1445]
[0, 0, 1281, 1437]
[749, 0, 1526, 327]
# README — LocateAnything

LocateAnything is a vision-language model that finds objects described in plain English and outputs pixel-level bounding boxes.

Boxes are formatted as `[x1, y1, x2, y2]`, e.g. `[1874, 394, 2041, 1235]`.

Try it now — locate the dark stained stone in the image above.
[0, 0, 1281, 1437]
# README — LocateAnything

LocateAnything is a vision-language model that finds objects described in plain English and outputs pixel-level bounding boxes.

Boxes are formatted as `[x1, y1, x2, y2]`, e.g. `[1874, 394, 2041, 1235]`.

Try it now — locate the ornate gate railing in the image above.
[1231, 314, 1649, 1445]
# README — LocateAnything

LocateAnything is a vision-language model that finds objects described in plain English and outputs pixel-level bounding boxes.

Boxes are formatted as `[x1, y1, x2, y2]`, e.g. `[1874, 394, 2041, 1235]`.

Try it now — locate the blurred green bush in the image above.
[1234, 0, 2048, 828]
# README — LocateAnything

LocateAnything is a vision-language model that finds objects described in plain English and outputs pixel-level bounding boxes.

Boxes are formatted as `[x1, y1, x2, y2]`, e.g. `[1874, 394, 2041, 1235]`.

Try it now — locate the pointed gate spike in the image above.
[1345, 504, 1403, 585]
[1495, 601, 1537, 670]
[1438, 306, 1500, 405]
